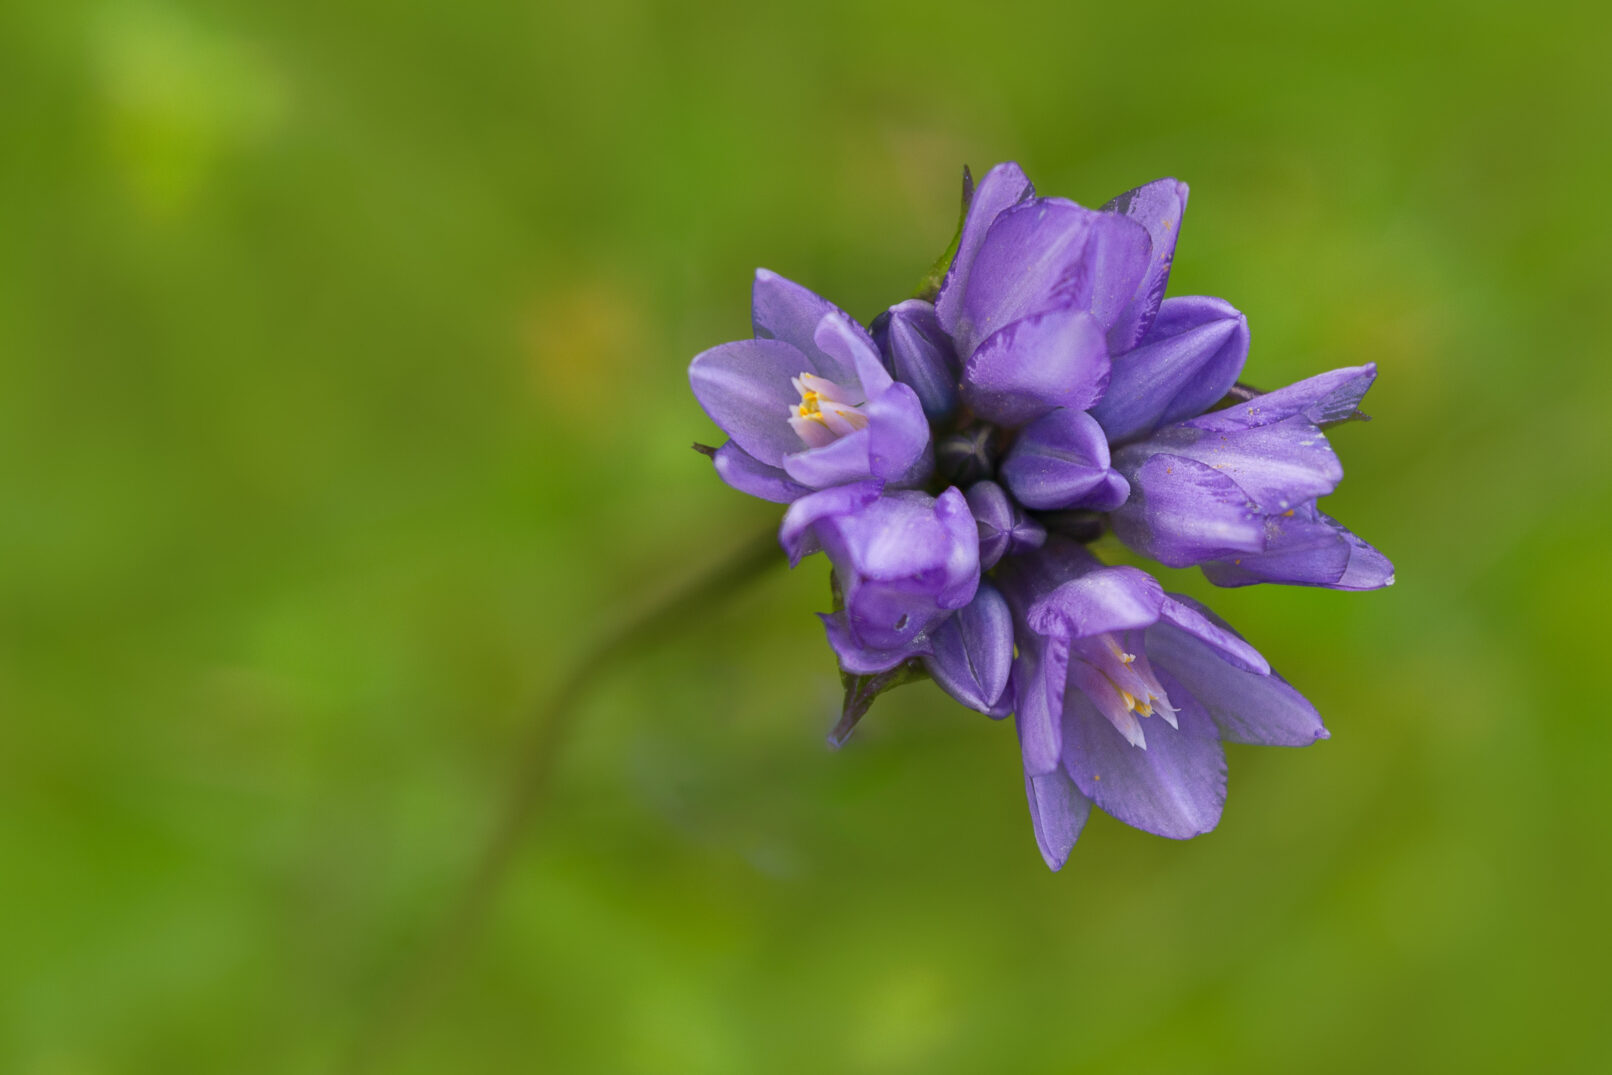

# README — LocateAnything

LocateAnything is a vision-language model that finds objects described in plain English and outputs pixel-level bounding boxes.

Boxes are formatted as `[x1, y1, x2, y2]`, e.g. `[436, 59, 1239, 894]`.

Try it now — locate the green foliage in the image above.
[2, 1, 1609, 1072]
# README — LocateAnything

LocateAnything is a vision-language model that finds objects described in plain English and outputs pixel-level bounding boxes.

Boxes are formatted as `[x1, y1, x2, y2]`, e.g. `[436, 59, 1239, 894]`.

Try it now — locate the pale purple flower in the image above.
[780, 482, 981, 675]
[1111, 364, 1394, 590]
[931, 164, 1192, 431]
[685, 160, 1393, 870]
[689, 270, 931, 503]
[998, 540, 1327, 868]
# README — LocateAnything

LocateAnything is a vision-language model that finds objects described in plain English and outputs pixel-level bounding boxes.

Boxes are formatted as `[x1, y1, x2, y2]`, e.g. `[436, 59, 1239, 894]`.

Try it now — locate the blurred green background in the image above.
[4, 0, 1609, 1071]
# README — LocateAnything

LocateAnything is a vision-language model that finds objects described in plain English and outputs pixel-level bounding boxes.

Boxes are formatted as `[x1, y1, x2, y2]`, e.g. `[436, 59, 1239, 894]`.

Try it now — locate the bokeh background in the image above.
[5, 1, 1609, 1071]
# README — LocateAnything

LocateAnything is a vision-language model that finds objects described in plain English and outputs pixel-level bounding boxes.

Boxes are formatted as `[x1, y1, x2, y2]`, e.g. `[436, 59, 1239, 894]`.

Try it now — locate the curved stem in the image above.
[348, 523, 782, 1071]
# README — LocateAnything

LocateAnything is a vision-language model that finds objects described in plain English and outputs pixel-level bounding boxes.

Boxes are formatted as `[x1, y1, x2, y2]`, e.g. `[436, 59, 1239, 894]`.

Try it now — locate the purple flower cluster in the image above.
[688, 163, 1392, 868]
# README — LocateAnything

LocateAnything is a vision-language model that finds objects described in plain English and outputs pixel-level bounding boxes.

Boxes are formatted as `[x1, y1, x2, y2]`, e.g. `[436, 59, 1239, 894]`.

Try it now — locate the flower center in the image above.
[788, 373, 867, 449]
[1067, 630, 1177, 749]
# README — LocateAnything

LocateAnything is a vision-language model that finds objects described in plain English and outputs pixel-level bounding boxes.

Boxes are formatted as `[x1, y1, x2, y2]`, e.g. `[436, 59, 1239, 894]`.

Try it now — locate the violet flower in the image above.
[685, 159, 1393, 869]
[780, 482, 983, 676]
[689, 270, 931, 503]
[1111, 364, 1394, 590]
[998, 540, 1327, 868]
[931, 163, 1188, 434]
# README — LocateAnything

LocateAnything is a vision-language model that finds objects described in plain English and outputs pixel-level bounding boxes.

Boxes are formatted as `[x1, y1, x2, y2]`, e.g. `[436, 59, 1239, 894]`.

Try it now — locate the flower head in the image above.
[689, 270, 931, 503]
[686, 161, 1393, 869]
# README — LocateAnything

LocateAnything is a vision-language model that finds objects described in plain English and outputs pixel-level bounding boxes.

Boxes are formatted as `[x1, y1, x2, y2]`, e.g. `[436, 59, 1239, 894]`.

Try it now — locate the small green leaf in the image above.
[829, 659, 930, 748]
[912, 165, 974, 303]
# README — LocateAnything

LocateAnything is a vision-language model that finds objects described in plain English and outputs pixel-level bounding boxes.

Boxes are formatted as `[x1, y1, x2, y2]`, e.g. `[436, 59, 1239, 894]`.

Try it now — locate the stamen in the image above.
[787, 372, 867, 449]
[1071, 630, 1177, 747]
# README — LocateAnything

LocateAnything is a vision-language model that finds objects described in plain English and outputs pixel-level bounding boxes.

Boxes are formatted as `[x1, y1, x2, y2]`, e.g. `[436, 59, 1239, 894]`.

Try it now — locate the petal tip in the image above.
[1038, 845, 1071, 872]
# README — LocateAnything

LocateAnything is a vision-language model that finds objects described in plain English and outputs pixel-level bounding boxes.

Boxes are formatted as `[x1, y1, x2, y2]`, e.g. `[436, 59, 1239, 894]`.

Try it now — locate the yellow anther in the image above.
[1119, 688, 1154, 718]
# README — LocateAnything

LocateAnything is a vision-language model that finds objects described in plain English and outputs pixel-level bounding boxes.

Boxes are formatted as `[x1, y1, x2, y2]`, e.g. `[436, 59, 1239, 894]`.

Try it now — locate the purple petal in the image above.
[1024, 765, 1092, 871]
[1142, 415, 1342, 509]
[781, 428, 872, 488]
[877, 299, 961, 421]
[1201, 505, 1393, 590]
[864, 382, 931, 482]
[924, 581, 1014, 713]
[1190, 364, 1377, 433]
[994, 537, 1104, 772]
[840, 582, 950, 660]
[818, 489, 980, 653]
[1111, 454, 1263, 567]
[935, 162, 1035, 338]
[751, 270, 858, 385]
[1103, 178, 1190, 351]
[1062, 670, 1227, 839]
[1000, 408, 1129, 511]
[1084, 204, 1159, 335]
[1012, 633, 1063, 776]
[1146, 617, 1327, 746]
[814, 309, 891, 397]
[1093, 296, 1250, 444]
[1203, 507, 1348, 588]
[711, 441, 810, 503]
[1157, 594, 1269, 674]
[820, 610, 933, 675]
[994, 534, 1102, 603]
[1332, 514, 1395, 589]
[778, 480, 882, 565]
[962, 307, 1110, 428]
[1026, 565, 1165, 640]
[689, 337, 814, 468]
[965, 480, 1014, 570]
[1038, 635, 1074, 740]
[964, 480, 1046, 570]
[932, 486, 983, 609]
[954, 200, 1150, 358]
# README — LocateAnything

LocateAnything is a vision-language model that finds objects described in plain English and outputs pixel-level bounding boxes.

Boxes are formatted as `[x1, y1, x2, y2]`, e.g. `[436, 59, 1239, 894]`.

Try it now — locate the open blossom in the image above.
[689, 270, 931, 504]
[687, 160, 1393, 869]
[998, 541, 1326, 867]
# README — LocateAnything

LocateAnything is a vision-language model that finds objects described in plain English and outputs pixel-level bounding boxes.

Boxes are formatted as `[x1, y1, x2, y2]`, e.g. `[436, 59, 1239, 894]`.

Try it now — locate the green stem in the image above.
[347, 523, 781, 1072]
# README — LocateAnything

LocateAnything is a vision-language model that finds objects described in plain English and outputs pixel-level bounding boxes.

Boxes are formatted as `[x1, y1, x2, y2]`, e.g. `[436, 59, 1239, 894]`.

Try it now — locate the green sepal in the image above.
[830, 660, 931, 749]
[911, 165, 975, 303]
